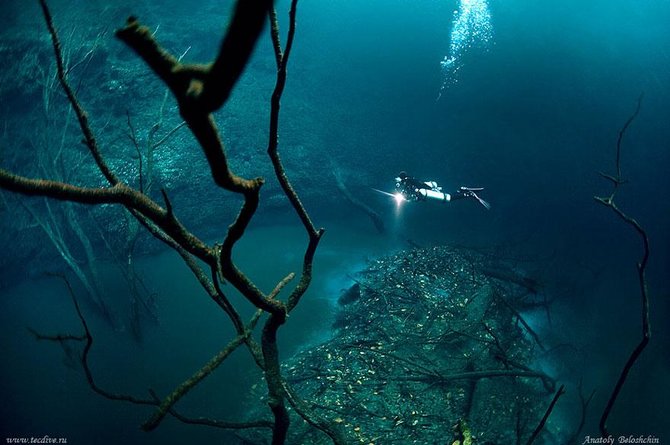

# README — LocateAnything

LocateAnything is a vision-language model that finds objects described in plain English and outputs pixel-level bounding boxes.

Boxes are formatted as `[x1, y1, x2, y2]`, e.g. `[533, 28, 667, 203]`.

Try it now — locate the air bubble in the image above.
[437, 0, 493, 99]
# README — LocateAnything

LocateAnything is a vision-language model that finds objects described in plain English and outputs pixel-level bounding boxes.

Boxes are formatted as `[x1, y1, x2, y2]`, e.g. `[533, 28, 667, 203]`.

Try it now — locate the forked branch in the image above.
[2, 1, 329, 443]
[42, 273, 272, 431]
[594, 96, 651, 437]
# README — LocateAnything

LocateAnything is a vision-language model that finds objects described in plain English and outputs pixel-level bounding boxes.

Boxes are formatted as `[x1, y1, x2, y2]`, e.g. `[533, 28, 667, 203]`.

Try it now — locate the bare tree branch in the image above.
[38, 0, 118, 185]
[47, 272, 274, 431]
[3, 1, 329, 443]
[115, 16, 264, 193]
[598, 93, 643, 192]
[0, 171, 214, 262]
[525, 384, 566, 445]
[594, 96, 651, 437]
[142, 309, 265, 431]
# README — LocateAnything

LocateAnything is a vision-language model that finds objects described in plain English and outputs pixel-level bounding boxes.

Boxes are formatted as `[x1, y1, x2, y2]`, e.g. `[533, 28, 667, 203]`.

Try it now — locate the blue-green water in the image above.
[1, 0, 668, 443]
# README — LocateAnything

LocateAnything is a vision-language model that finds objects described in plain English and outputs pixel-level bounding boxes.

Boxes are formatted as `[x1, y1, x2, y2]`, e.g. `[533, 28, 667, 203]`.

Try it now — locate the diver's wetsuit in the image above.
[395, 171, 490, 208]
[397, 172, 430, 199]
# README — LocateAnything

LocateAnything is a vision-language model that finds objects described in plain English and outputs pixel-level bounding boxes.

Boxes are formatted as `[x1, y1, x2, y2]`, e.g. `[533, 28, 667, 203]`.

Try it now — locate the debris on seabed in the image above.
[243, 246, 562, 444]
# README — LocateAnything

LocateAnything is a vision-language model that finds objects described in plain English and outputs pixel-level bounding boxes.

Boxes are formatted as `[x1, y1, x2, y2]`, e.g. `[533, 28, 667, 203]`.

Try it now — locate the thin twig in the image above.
[151, 121, 186, 149]
[50, 272, 271, 430]
[126, 111, 144, 193]
[49, 273, 155, 406]
[38, 0, 118, 185]
[598, 93, 643, 195]
[566, 379, 595, 444]
[142, 309, 264, 431]
[525, 384, 566, 445]
[26, 327, 86, 342]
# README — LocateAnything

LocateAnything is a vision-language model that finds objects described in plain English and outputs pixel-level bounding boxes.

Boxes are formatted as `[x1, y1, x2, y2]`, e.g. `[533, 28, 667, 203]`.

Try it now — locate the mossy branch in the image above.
[260, 3, 340, 443]
[4, 1, 326, 443]
[203, 0, 273, 111]
[115, 16, 264, 194]
[267, 0, 321, 241]
[116, 9, 288, 319]
[0, 171, 213, 262]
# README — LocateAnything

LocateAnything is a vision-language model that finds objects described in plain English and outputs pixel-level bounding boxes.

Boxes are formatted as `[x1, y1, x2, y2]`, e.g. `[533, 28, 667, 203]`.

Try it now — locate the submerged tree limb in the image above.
[142, 308, 265, 431]
[283, 382, 350, 445]
[566, 379, 596, 444]
[259, 2, 336, 444]
[27, 327, 86, 342]
[141, 273, 293, 432]
[393, 368, 552, 384]
[492, 290, 546, 352]
[266, 0, 320, 241]
[525, 384, 566, 445]
[21, 201, 111, 320]
[115, 17, 263, 194]
[0, 171, 213, 263]
[47, 272, 272, 431]
[599, 94, 643, 192]
[594, 196, 650, 436]
[594, 95, 651, 437]
[49, 273, 155, 406]
[38, 0, 118, 185]
[115, 11, 290, 318]
[166, 407, 273, 431]
[265, 16, 324, 394]
[203, 0, 273, 111]
[3, 1, 326, 443]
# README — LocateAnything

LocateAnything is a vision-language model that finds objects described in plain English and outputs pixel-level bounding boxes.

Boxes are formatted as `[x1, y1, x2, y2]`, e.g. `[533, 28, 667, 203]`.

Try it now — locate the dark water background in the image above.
[1, 0, 668, 443]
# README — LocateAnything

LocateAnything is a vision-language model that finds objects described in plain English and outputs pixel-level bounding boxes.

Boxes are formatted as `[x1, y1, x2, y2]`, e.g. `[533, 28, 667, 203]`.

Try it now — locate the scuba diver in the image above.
[394, 171, 490, 209]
